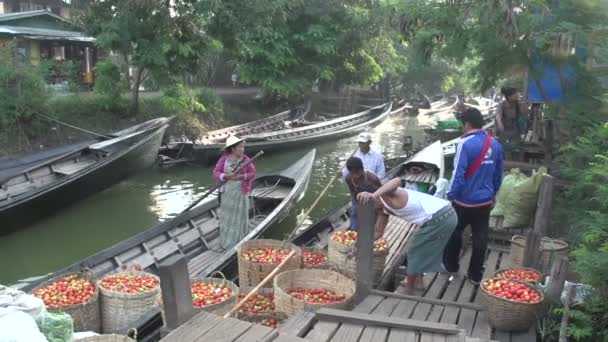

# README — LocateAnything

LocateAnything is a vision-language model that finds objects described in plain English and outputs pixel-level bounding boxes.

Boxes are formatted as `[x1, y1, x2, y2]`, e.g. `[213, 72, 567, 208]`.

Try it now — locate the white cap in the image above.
[356, 132, 372, 143]
[224, 135, 244, 149]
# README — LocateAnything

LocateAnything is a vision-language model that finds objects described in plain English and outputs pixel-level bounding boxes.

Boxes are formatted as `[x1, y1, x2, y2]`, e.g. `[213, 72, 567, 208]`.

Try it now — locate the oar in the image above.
[223, 250, 298, 318]
[179, 151, 264, 214]
[287, 146, 359, 240]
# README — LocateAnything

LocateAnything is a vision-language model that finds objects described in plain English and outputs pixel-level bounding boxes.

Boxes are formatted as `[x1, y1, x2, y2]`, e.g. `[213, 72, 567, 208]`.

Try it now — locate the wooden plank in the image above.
[457, 308, 476, 336]
[432, 333, 448, 342]
[474, 250, 500, 304]
[509, 325, 536, 342]
[315, 308, 461, 334]
[533, 175, 555, 236]
[370, 290, 484, 311]
[387, 329, 418, 342]
[358, 297, 401, 342]
[280, 311, 316, 337]
[421, 332, 434, 342]
[493, 330, 511, 342]
[439, 306, 460, 325]
[426, 273, 450, 299]
[235, 324, 277, 342]
[546, 256, 568, 302]
[427, 305, 445, 323]
[411, 302, 432, 321]
[470, 311, 491, 340]
[161, 311, 222, 342]
[390, 297, 417, 319]
[522, 231, 541, 269]
[195, 317, 252, 341]
[329, 296, 398, 342]
[305, 294, 383, 341]
[355, 202, 376, 303]
[271, 333, 311, 342]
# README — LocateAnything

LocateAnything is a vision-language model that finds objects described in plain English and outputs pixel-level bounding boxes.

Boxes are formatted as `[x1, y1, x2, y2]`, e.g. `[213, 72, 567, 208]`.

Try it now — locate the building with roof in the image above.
[0, 8, 97, 87]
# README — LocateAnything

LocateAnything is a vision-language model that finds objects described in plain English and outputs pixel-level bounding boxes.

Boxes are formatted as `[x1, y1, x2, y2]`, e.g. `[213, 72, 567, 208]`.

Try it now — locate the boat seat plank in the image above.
[52, 160, 95, 175]
[251, 185, 291, 199]
[150, 240, 181, 262]
[188, 250, 221, 276]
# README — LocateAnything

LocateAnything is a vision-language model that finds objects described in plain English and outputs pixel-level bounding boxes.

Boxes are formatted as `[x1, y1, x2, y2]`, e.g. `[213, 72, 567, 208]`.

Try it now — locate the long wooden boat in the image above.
[0, 119, 170, 235]
[181, 103, 392, 164]
[287, 141, 444, 291]
[17, 149, 315, 338]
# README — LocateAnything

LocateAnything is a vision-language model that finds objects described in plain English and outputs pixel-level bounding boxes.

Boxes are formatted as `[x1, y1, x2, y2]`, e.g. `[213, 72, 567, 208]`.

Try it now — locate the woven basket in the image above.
[493, 267, 543, 284]
[75, 335, 134, 342]
[327, 234, 388, 286]
[236, 287, 286, 322]
[98, 270, 161, 334]
[191, 272, 239, 316]
[273, 269, 355, 316]
[238, 239, 302, 288]
[31, 272, 101, 333]
[510, 235, 568, 271]
[301, 247, 329, 270]
[480, 278, 544, 331]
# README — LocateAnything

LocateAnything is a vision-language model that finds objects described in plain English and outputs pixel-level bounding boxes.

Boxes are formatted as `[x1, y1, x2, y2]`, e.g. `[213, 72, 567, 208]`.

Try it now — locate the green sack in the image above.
[491, 167, 547, 227]
[436, 119, 462, 130]
[36, 310, 73, 342]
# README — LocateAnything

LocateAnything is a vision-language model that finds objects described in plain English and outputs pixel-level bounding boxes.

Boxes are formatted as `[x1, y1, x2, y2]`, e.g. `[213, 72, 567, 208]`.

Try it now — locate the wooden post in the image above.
[546, 256, 569, 302]
[355, 201, 376, 303]
[522, 230, 541, 269]
[559, 285, 573, 342]
[158, 254, 195, 331]
[533, 174, 555, 236]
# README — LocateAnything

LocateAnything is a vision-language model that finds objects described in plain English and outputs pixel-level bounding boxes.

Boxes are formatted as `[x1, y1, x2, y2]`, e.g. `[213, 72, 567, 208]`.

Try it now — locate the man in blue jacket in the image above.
[443, 108, 504, 284]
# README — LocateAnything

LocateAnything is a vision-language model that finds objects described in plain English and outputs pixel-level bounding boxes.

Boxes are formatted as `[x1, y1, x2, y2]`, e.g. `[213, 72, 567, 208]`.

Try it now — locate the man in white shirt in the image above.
[341, 132, 386, 231]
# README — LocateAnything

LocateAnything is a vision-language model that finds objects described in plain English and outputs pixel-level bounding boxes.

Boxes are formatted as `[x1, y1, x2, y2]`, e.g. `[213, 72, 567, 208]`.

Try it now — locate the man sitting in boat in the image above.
[343, 157, 384, 239]
[341, 132, 386, 231]
[213, 136, 256, 249]
[357, 178, 457, 295]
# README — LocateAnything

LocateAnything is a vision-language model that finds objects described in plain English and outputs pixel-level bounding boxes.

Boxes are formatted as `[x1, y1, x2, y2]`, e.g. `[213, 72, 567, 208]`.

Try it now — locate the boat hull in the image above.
[0, 125, 168, 235]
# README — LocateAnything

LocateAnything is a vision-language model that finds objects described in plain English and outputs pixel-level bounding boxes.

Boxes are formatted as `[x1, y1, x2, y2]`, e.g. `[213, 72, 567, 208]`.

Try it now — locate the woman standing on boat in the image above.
[357, 178, 457, 295]
[213, 136, 256, 249]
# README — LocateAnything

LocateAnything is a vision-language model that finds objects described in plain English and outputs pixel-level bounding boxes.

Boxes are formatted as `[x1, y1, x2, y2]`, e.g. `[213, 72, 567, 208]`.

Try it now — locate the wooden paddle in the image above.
[179, 151, 264, 214]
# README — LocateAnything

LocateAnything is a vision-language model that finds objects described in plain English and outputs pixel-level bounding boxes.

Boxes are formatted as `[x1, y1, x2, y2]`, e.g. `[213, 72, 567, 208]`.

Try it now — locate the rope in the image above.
[36, 113, 111, 139]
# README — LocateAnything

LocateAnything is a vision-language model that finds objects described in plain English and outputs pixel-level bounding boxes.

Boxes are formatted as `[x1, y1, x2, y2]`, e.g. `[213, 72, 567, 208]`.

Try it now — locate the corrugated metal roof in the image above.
[0, 10, 67, 23]
[0, 25, 95, 42]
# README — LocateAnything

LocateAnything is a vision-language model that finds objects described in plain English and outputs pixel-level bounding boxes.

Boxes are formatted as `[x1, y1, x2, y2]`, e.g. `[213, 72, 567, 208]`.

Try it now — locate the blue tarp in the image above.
[526, 48, 585, 103]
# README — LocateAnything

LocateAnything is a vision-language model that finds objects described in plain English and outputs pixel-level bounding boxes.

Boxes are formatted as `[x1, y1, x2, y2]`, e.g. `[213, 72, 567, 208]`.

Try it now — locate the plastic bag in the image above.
[0, 307, 48, 342]
[561, 281, 594, 307]
[36, 310, 73, 342]
[491, 168, 546, 227]
[0, 284, 45, 319]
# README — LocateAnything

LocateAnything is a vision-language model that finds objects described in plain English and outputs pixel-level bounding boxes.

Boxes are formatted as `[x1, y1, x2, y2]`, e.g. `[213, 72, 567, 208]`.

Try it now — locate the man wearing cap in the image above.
[443, 108, 504, 285]
[341, 132, 386, 231]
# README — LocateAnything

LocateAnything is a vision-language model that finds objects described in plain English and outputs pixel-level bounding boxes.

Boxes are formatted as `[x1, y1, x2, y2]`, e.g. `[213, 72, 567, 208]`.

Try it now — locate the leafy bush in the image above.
[0, 41, 49, 128]
[93, 58, 126, 103]
[160, 84, 206, 141]
[196, 87, 223, 115]
[56, 60, 82, 92]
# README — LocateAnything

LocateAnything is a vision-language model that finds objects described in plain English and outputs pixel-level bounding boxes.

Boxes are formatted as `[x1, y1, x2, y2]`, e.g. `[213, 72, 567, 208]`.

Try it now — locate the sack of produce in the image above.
[36, 309, 74, 342]
[31, 273, 100, 332]
[0, 307, 48, 342]
[0, 284, 45, 319]
[491, 167, 547, 227]
[98, 269, 160, 334]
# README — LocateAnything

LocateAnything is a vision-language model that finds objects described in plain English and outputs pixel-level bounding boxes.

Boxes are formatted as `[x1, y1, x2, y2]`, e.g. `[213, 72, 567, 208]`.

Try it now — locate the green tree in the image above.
[82, 0, 218, 113]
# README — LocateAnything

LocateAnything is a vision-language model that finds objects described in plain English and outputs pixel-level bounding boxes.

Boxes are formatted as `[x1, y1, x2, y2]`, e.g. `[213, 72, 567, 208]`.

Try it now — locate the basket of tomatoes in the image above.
[480, 277, 544, 331]
[236, 287, 287, 325]
[328, 231, 388, 286]
[238, 239, 302, 288]
[32, 272, 101, 333]
[493, 267, 543, 284]
[97, 268, 161, 334]
[190, 271, 239, 316]
[301, 247, 328, 270]
[273, 269, 355, 316]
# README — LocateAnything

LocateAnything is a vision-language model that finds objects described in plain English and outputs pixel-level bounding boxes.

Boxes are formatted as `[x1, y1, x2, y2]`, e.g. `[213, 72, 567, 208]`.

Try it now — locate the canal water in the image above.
[0, 112, 428, 285]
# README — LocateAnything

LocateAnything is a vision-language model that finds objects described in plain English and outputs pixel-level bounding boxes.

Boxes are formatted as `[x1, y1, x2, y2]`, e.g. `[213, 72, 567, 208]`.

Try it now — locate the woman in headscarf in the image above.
[357, 178, 457, 295]
[213, 136, 256, 249]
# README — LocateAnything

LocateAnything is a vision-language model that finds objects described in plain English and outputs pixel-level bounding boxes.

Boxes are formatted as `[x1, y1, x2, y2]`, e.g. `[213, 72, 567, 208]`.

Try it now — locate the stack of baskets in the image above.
[31, 272, 101, 333]
[238, 239, 302, 288]
[273, 269, 355, 316]
[190, 272, 239, 316]
[327, 232, 388, 286]
[510, 235, 568, 272]
[98, 269, 161, 334]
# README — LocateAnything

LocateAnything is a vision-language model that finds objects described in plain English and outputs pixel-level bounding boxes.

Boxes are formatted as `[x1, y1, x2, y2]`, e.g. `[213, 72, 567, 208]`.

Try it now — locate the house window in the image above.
[52, 45, 65, 61]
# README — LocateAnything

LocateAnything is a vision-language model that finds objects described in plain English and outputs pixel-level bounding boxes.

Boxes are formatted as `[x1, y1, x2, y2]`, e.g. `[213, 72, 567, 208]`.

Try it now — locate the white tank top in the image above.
[380, 188, 449, 225]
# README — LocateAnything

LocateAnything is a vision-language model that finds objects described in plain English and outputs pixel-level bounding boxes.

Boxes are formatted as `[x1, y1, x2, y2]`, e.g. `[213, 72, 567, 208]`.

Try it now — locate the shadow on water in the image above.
[0, 107, 428, 284]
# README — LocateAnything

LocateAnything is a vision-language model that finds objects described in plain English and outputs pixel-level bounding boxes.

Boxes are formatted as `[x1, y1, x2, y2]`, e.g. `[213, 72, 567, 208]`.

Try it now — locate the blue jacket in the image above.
[447, 130, 504, 207]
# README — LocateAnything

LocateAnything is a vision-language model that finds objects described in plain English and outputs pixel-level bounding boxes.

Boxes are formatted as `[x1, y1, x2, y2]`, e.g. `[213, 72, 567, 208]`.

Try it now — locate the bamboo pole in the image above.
[223, 250, 298, 318]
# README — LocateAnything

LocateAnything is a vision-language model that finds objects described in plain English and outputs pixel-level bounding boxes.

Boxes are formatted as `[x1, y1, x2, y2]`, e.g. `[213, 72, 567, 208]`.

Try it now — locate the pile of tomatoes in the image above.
[302, 251, 327, 268]
[242, 248, 292, 264]
[259, 318, 279, 329]
[32, 274, 96, 309]
[99, 273, 159, 294]
[288, 287, 346, 304]
[237, 293, 275, 314]
[191, 282, 233, 308]
[331, 231, 388, 253]
[495, 268, 542, 283]
[482, 278, 542, 303]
